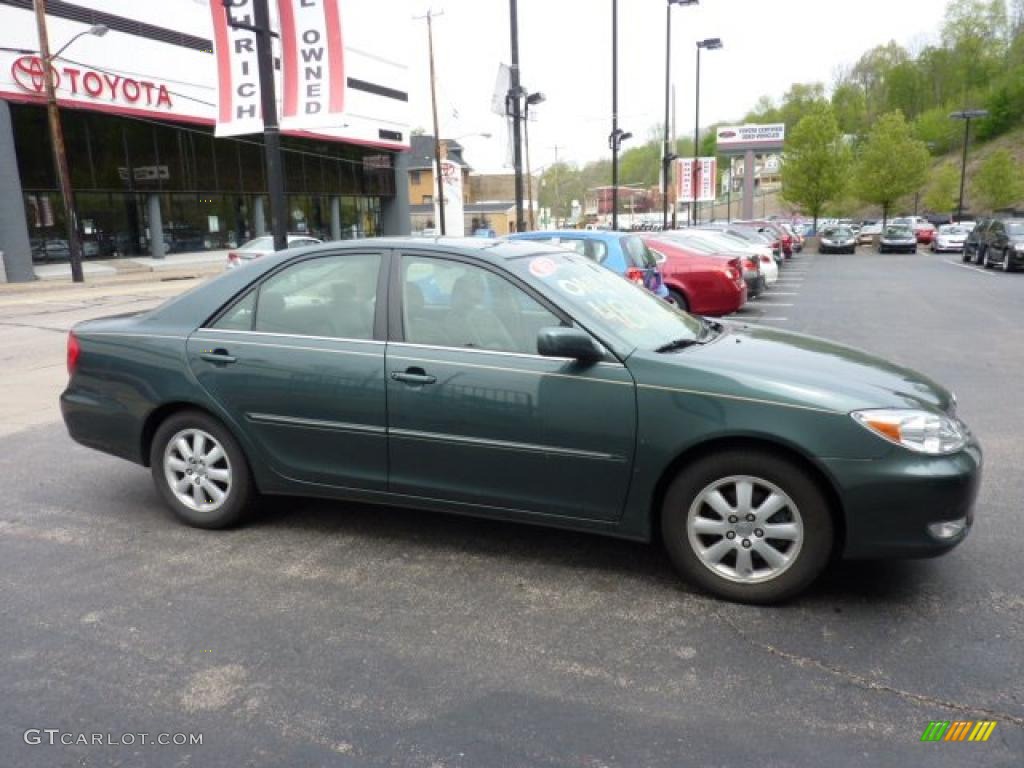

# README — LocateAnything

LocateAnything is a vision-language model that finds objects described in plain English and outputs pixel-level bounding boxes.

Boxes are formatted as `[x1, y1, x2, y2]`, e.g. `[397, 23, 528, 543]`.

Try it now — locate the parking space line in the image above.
[765, 292, 799, 296]
[755, 303, 794, 307]
[944, 259, 997, 275]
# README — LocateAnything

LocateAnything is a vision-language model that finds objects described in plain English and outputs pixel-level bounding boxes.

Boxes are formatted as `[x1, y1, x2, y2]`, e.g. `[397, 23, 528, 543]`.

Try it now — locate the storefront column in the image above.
[381, 149, 411, 236]
[0, 100, 35, 282]
[253, 197, 266, 236]
[329, 196, 341, 241]
[147, 194, 165, 259]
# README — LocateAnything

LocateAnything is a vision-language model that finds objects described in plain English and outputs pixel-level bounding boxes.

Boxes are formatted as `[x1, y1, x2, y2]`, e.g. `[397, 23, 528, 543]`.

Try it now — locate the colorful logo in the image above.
[11, 55, 53, 94]
[921, 721, 997, 742]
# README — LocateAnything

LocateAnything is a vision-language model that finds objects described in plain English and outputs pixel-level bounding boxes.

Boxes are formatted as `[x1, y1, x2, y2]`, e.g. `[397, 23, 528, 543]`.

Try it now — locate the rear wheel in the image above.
[963, 248, 972, 262]
[983, 249, 994, 269]
[1004, 251, 1014, 272]
[150, 409, 255, 529]
[976, 247, 987, 265]
[661, 450, 834, 604]
[668, 289, 690, 312]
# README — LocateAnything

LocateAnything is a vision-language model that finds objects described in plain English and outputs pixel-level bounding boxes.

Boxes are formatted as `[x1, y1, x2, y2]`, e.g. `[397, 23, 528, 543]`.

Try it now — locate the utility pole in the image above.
[509, 0, 525, 233]
[33, 0, 84, 282]
[415, 9, 446, 235]
[611, 0, 619, 231]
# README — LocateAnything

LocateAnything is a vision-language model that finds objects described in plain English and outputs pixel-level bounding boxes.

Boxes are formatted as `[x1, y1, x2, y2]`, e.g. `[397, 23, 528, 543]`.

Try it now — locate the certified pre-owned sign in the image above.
[11, 55, 174, 110]
[716, 123, 785, 151]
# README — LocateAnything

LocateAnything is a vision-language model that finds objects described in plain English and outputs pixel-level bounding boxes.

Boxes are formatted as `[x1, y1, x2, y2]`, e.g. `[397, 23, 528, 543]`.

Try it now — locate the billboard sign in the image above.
[716, 123, 785, 153]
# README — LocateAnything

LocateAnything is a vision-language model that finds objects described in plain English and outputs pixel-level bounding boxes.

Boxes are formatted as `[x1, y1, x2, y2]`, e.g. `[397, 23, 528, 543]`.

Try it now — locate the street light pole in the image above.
[611, 0, 619, 231]
[509, 0, 526, 233]
[250, 0, 288, 252]
[415, 9, 446, 235]
[662, 1, 698, 231]
[950, 109, 988, 223]
[32, 0, 107, 283]
[693, 37, 722, 228]
[524, 92, 545, 231]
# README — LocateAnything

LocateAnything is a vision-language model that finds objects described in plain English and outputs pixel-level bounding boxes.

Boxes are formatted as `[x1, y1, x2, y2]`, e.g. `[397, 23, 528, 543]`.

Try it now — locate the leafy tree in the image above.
[923, 164, 961, 216]
[972, 148, 1024, 210]
[780, 104, 851, 231]
[831, 81, 868, 137]
[853, 112, 931, 226]
[913, 107, 960, 154]
[777, 83, 828, 131]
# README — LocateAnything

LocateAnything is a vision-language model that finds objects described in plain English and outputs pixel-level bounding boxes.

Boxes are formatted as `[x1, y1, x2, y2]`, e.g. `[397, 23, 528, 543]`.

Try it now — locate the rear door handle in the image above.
[391, 367, 436, 385]
[200, 349, 237, 365]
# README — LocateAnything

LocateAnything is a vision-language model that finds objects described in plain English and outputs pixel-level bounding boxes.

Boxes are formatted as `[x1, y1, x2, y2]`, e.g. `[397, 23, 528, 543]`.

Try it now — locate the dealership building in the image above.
[0, 0, 411, 282]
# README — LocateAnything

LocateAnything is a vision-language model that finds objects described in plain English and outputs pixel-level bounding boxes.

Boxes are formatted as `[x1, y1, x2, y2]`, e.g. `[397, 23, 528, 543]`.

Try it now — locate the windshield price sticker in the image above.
[529, 257, 558, 278]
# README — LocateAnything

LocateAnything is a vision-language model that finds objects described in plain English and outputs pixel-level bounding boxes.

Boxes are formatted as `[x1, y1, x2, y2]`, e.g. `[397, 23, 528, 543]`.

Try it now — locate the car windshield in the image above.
[827, 228, 853, 238]
[239, 237, 273, 251]
[509, 251, 703, 350]
[939, 226, 967, 235]
[886, 226, 912, 237]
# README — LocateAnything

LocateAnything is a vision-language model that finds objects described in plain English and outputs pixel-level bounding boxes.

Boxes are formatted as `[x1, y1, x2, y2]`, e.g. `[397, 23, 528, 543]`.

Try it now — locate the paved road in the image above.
[1, 250, 1022, 767]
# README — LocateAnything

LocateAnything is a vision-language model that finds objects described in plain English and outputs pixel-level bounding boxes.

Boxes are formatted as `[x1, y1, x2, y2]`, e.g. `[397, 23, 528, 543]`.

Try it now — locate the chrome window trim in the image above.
[390, 428, 624, 462]
[85, 333, 188, 341]
[387, 341, 624, 368]
[248, 412, 386, 435]
[194, 328, 383, 346]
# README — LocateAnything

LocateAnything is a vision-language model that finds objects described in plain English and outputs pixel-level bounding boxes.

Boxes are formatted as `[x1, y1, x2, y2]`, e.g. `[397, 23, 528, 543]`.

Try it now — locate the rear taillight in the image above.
[67, 331, 80, 376]
[625, 267, 645, 285]
[760, 255, 772, 264]
[743, 258, 756, 273]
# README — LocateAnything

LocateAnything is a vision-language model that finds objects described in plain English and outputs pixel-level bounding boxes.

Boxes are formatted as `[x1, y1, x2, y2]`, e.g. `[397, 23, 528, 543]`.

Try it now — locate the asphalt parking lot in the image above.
[1, 248, 1022, 767]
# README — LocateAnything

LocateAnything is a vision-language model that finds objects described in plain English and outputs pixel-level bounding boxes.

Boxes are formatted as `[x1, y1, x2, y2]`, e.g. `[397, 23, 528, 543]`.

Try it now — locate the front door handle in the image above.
[200, 349, 237, 365]
[391, 367, 436, 385]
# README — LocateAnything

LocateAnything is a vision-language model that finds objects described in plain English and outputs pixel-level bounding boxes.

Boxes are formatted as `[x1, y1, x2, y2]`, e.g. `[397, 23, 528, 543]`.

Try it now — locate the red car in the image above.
[642, 236, 747, 316]
[739, 220, 793, 258]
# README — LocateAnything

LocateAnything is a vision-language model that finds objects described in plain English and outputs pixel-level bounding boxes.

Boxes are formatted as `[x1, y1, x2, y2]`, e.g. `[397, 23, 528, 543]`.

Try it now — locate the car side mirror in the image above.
[537, 327, 605, 362]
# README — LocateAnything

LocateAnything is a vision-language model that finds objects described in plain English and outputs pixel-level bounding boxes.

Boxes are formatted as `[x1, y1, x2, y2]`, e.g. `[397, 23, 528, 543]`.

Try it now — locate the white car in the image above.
[683, 229, 779, 285]
[931, 225, 971, 253]
[226, 235, 323, 269]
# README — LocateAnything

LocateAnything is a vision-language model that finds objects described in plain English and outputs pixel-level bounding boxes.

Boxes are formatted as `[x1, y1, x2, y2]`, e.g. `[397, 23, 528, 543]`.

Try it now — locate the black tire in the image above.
[983, 249, 994, 269]
[963, 248, 972, 262]
[661, 449, 834, 604]
[879, 246, 887, 254]
[668, 289, 690, 312]
[976, 247, 987, 266]
[150, 409, 255, 529]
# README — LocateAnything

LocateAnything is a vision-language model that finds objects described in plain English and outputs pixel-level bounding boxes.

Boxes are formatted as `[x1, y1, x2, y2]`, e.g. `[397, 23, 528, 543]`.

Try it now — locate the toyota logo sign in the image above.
[11, 55, 55, 93]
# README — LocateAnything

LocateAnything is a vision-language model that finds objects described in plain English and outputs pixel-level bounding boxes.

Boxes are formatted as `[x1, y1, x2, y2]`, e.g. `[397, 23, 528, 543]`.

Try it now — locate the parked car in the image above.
[963, 219, 993, 264]
[930, 224, 971, 254]
[742, 220, 793, 258]
[226, 235, 323, 269]
[892, 217, 936, 245]
[509, 230, 670, 300]
[707, 223, 783, 265]
[30, 238, 71, 262]
[780, 223, 804, 252]
[681, 228, 778, 285]
[657, 232, 766, 298]
[857, 222, 882, 246]
[61, 237, 982, 604]
[879, 225, 918, 254]
[642, 236, 748, 315]
[977, 218, 1024, 271]
[818, 226, 857, 254]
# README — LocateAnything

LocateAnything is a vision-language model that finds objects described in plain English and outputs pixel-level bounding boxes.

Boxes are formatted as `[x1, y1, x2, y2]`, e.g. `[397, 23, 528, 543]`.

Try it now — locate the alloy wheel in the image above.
[163, 428, 233, 513]
[686, 475, 804, 584]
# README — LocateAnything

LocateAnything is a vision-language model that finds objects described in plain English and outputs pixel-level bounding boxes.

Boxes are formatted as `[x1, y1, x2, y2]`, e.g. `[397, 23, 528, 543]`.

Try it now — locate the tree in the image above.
[853, 111, 931, 226]
[831, 81, 868, 137]
[923, 164, 961, 216]
[972, 149, 1024, 211]
[780, 104, 851, 232]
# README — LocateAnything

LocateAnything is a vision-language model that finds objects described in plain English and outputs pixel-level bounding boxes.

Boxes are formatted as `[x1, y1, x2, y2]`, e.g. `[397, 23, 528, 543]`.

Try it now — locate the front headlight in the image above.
[851, 409, 967, 455]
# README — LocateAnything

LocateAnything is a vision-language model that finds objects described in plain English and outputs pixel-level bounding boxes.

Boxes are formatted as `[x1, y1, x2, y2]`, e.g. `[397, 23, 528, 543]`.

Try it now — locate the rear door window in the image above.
[621, 235, 656, 268]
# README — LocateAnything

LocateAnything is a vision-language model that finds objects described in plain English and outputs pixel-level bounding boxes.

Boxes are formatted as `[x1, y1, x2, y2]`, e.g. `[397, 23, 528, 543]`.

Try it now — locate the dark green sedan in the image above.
[61, 239, 982, 603]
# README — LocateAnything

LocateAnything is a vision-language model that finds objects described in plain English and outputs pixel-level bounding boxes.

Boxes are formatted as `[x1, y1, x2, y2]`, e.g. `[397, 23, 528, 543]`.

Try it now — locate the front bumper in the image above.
[825, 440, 982, 559]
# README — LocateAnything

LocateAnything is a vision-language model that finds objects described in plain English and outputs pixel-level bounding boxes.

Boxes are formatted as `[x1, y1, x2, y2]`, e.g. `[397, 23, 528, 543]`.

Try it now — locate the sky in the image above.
[408, 0, 954, 173]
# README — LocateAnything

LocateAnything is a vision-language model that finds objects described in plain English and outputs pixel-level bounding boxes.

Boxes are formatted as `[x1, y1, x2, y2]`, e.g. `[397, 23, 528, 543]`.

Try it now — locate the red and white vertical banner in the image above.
[697, 157, 717, 202]
[278, 0, 346, 131]
[436, 158, 465, 236]
[675, 158, 695, 203]
[209, 0, 264, 137]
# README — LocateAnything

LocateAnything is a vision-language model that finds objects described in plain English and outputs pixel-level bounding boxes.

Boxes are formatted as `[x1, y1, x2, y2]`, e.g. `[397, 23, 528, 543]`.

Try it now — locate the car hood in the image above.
[632, 324, 954, 415]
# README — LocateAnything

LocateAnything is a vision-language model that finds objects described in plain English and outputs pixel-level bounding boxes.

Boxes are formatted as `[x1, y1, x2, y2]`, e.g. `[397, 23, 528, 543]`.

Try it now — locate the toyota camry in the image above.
[61, 239, 982, 604]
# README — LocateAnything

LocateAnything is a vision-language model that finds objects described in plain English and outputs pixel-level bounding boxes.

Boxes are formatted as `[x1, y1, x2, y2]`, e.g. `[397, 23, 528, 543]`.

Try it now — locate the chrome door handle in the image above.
[391, 367, 436, 385]
[200, 349, 237, 365]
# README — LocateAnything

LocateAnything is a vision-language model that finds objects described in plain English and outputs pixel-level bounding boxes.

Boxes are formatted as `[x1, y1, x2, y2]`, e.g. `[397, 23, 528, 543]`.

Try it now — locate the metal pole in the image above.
[525, 102, 535, 230]
[250, 0, 288, 251]
[509, 0, 525, 233]
[727, 157, 732, 223]
[424, 11, 445, 235]
[34, 0, 84, 282]
[611, 0, 619, 231]
[692, 44, 701, 227]
[662, 2, 671, 230]
[957, 118, 969, 224]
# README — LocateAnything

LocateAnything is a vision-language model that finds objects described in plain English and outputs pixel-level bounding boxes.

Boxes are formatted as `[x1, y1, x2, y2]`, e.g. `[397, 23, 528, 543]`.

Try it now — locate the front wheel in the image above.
[150, 409, 255, 529]
[668, 289, 690, 312]
[661, 450, 834, 604]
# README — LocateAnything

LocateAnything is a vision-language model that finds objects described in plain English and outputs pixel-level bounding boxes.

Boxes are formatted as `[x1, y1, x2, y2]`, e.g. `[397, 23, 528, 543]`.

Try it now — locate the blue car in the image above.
[509, 230, 670, 300]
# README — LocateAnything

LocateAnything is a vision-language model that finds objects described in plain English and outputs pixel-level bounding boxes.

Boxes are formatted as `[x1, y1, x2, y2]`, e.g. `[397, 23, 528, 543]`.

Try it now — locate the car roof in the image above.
[510, 229, 626, 243]
[289, 236, 562, 264]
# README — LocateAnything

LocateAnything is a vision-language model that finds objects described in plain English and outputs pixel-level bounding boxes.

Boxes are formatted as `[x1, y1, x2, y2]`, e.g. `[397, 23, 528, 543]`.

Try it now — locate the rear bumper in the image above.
[826, 441, 982, 560]
[61, 387, 144, 465]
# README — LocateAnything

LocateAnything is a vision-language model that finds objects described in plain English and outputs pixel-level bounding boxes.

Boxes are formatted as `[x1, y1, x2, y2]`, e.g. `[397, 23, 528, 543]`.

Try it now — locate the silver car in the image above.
[879, 225, 917, 254]
[931, 225, 970, 253]
[226, 235, 323, 269]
